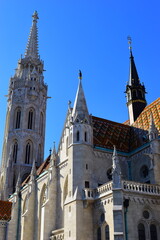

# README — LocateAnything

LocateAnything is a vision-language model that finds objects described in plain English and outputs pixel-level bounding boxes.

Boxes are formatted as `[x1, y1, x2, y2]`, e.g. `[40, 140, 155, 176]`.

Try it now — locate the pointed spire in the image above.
[149, 113, 159, 141]
[128, 50, 140, 86]
[50, 142, 56, 167]
[25, 11, 39, 59]
[112, 146, 122, 188]
[72, 71, 89, 120]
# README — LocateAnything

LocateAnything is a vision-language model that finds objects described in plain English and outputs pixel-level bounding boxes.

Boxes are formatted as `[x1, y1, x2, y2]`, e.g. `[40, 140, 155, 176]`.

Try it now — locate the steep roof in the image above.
[92, 116, 148, 153]
[0, 200, 12, 221]
[132, 98, 160, 132]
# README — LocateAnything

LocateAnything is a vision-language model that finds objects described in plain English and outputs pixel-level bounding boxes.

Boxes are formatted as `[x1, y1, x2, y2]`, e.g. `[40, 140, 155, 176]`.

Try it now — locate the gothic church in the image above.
[0, 11, 160, 240]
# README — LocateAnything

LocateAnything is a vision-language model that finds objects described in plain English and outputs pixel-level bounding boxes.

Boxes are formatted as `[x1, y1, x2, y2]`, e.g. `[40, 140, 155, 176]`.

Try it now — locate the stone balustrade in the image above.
[122, 181, 160, 195]
[83, 180, 160, 201]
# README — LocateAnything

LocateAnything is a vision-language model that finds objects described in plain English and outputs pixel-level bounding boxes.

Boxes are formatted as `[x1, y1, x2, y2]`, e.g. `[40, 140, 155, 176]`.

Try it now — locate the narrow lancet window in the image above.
[13, 141, 18, 163]
[28, 109, 34, 129]
[85, 131, 87, 142]
[138, 223, 146, 240]
[105, 225, 110, 240]
[15, 108, 21, 129]
[77, 131, 80, 141]
[25, 142, 31, 164]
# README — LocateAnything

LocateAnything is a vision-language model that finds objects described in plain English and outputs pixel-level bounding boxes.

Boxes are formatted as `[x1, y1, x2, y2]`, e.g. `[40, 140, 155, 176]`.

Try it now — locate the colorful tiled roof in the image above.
[0, 200, 12, 221]
[132, 98, 160, 132]
[92, 116, 148, 153]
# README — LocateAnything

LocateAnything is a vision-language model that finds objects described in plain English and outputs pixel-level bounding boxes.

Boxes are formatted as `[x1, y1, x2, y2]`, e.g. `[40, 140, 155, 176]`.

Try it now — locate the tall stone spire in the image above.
[125, 37, 147, 124]
[0, 12, 48, 199]
[72, 71, 89, 121]
[25, 11, 39, 59]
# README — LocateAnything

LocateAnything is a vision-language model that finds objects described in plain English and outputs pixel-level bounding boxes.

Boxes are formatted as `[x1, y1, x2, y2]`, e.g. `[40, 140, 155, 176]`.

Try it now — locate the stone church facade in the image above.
[0, 11, 160, 240]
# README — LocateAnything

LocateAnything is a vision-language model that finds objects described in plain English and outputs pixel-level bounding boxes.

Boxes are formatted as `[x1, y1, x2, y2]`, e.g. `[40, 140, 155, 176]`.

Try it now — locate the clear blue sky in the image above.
[0, 0, 160, 160]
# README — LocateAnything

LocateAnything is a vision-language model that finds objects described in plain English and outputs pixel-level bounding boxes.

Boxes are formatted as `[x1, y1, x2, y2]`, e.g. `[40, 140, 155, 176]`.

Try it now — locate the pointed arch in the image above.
[97, 227, 101, 240]
[25, 140, 33, 164]
[76, 130, 80, 141]
[138, 223, 146, 240]
[14, 107, 21, 129]
[13, 140, 18, 163]
[28, 108, 35, 129]
[105, 225, 110, 240]
[150, 224, 157, 240]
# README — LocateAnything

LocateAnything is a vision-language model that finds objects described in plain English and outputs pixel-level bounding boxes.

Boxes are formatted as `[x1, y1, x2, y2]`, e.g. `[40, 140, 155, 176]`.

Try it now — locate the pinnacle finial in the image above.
[78, 70, 82, 80]
[127, 36, 132, 52]
[24, 12, 39, 59]
[32, 10, 39, 22]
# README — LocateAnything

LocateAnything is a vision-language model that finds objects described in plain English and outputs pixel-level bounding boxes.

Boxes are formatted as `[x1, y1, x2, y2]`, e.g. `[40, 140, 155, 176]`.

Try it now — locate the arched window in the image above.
[15, 108, 21, 129]
[25, 142, 32, 164]
[85, 132, 87, 142]
[77, 131, 80, 141]
[28, 109, 34, 129]
[138, 223, 146, 240]
[97, 227, 101, 240]
[105, 225, 110, 240]
[150, 224, 157, 240]
[13, 141, 18, 163]
[39, 112, 43, 135]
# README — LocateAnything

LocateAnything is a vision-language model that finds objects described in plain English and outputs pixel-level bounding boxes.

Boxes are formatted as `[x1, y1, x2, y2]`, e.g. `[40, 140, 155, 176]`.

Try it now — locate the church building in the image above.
[0, 11, 160, 240]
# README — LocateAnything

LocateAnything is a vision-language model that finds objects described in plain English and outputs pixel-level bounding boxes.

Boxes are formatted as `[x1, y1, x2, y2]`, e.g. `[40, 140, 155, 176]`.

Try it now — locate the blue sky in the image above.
[0, 0, 160, 159]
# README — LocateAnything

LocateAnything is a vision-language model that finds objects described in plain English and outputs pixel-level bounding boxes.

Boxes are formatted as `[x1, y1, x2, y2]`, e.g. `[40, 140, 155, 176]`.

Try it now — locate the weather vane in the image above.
[127, 36, 132, 51]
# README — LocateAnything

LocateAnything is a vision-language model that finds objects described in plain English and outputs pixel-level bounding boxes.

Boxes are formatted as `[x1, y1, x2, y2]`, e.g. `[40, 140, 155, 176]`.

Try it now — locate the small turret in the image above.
[148, 114, 159, 141]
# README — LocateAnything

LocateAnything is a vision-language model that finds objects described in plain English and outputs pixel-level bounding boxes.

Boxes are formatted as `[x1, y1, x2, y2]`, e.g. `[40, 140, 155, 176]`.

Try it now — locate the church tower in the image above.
[0, 11, 47, 199]
[125, 38, 147, 125]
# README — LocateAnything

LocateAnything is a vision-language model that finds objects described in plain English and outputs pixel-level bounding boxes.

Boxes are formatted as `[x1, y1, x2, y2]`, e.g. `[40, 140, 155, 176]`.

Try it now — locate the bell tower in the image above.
[125, 37, 147, 125]
[0, 11, 48, 199]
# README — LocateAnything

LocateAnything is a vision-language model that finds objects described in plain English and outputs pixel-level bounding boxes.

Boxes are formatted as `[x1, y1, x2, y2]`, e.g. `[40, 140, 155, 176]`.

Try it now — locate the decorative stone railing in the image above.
[83, 182, 113, 200]
[122, 181, 160, 195]
[50, 228, 64, 240]
[83, 180, 160, 201]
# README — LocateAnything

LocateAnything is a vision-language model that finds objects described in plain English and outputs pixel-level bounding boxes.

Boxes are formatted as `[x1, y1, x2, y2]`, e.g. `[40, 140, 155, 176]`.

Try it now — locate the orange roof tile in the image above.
[0, 200, 12, 221]
[132, 98, 160, 132]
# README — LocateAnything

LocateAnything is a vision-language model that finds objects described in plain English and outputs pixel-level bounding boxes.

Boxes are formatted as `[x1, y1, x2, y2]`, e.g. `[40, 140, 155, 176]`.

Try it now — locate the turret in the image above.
[125, 37, 147, 125]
